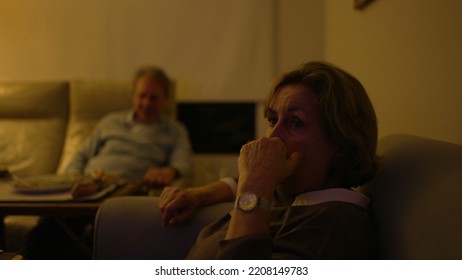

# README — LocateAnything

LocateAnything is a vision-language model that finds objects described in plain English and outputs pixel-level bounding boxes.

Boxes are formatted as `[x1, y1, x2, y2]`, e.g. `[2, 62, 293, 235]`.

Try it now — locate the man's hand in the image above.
[144, 166, 177, 187]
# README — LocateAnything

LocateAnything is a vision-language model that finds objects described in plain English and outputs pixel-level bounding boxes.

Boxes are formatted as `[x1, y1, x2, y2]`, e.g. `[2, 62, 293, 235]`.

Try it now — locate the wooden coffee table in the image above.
[0, 181, 147, 258]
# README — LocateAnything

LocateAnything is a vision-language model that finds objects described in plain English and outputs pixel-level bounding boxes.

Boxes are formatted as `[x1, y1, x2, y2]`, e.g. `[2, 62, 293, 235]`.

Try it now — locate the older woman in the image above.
[159, 61, 378, 259]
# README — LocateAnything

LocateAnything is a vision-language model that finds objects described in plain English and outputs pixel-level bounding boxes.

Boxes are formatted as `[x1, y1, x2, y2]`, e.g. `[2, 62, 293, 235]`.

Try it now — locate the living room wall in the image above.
[0, 0, 277, 102]
[325, 0, 462, 145]
[0, 0, 324, 183]
[3, 0, 459, 145]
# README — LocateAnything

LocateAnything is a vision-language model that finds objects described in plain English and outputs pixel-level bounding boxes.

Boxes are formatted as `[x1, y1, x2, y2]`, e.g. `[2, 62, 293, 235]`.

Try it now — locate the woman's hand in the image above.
[158, 186, 199, 226]
[225, 137, 301, 240]
[237, 137, 301, 197]
[158, 181, 236, 227]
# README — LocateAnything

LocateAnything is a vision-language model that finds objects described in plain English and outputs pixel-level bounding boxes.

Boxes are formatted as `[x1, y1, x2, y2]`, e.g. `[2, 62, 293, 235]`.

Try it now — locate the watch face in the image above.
[239, 192, 258, 211]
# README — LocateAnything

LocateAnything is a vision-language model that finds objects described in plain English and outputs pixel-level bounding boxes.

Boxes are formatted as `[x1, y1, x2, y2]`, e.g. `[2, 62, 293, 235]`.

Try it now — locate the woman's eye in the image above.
[267, 117, 277, 127]
[291, 119, 303, 128]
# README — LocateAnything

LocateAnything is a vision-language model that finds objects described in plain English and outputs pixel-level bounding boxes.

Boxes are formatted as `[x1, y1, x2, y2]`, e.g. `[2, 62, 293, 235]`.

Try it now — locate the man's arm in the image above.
[63, 124, 104, 175]
[167, 123, 193, 178]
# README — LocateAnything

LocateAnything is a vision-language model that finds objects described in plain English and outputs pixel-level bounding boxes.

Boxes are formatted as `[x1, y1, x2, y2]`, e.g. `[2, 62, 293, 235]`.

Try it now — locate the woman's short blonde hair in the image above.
[265, 61, 378, 188]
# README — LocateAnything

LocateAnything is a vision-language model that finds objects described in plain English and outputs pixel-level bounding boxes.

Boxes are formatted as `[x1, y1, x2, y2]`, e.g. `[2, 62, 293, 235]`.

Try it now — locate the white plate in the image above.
[13, 174, 84, 194]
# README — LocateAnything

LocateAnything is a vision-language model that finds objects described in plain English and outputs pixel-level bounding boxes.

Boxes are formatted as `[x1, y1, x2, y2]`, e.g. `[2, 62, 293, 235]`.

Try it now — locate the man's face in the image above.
[133, 75, 167, 123]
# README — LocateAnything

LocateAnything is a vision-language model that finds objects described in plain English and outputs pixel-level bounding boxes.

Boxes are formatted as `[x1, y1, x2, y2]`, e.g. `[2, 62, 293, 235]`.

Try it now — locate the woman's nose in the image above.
[266, 122, 286, 141]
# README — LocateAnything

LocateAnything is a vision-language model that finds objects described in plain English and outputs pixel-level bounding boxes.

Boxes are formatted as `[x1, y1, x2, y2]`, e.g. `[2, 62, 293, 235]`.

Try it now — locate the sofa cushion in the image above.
[0, 81, 69, 177]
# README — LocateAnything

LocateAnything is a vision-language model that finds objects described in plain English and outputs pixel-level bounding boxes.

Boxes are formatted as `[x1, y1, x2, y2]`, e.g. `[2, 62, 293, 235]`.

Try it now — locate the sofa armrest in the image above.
[363, 134, 462, 259]
[93, 196, 233, 260]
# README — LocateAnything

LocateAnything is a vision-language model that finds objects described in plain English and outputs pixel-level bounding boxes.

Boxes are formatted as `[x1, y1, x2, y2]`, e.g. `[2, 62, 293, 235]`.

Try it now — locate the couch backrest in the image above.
[363, 134, 462, 259]
[0, 81, 69, 177]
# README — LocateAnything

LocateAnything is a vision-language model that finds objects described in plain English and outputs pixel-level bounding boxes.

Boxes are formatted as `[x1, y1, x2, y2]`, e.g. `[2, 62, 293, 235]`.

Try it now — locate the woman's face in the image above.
[265, 84, 339, 194]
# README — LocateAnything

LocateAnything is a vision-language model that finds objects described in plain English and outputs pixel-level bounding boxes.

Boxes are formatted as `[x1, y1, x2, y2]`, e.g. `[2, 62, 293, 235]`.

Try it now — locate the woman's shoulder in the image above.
[288, 201, 371, 231]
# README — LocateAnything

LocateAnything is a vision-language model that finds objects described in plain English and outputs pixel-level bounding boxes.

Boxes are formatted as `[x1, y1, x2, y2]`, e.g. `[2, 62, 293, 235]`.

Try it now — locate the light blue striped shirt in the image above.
[65, 109, 192, 179]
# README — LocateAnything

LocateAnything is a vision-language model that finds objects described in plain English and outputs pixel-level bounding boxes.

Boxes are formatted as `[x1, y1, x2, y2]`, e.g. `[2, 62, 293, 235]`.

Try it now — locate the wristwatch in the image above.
[234, 192, 270, 212]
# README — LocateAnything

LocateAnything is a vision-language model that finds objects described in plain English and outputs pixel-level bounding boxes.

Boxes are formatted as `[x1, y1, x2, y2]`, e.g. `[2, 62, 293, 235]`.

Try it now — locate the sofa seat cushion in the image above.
[3, 215, 40, 252]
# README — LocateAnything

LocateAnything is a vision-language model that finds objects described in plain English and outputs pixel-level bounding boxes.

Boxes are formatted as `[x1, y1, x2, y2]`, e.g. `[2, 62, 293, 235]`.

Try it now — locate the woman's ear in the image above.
[331, 141, 342, 158]
[329, 143, 346, 172]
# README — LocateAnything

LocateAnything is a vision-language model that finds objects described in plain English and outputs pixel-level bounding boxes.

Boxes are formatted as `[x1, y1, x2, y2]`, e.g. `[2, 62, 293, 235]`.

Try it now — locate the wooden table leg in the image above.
[0, 215, 5, 249]
[54, 217, 92, 259]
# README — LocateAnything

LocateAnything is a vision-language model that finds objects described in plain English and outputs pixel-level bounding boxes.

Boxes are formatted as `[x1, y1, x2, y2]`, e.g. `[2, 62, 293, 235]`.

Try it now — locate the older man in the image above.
[22, 66, 192, 259]
[65, 66, 192, 187]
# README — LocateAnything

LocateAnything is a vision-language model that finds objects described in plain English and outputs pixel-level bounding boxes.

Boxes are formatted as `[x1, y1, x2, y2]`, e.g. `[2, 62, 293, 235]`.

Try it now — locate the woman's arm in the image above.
[225, 137, 300, 240]
[159, 179, 235, 226]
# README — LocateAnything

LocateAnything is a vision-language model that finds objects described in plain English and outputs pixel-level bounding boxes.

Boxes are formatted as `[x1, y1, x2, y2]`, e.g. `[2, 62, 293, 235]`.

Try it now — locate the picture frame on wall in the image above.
[355, 0, 374, 10]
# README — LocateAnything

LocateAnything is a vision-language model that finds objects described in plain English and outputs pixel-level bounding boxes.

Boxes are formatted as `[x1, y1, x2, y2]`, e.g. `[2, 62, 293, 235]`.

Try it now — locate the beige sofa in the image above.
[0, 80, 141, 177]
[0, 79, 176, 251]
[93, 134, 462, 259]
